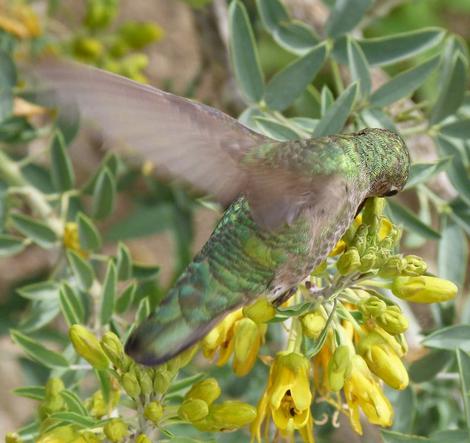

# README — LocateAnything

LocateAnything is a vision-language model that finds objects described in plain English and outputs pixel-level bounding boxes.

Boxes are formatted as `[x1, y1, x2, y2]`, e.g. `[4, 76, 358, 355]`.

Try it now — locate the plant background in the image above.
[0, 0, 470, 442]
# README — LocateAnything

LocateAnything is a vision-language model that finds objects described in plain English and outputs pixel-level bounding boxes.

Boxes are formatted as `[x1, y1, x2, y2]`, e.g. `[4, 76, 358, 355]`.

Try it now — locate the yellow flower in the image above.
[243, 297, 276, 323]
[301, 311, 326, 339]
[328, 345, 353, 391]
[103, 419, 128, 442]
[37, 425, 78, 443]
[185, 378, 221, 405]
[358, 332, 409, 390]
[391, 276, 457, 303]
[251, 352, 314, 442]
[343, 355, 393, 435]
[69, 325, 109, 370]
[202, 308, 266, 376]
[63, 223, 87, 257]
[0, 5, 41, 39]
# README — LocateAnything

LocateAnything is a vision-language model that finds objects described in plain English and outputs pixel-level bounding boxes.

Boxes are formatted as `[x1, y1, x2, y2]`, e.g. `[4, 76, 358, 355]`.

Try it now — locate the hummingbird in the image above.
[36, 61, 410, 366]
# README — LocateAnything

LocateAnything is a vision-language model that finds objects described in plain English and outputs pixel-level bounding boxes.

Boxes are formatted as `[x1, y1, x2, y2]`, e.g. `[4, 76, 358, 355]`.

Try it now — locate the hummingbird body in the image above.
[35, 61, 410, 366]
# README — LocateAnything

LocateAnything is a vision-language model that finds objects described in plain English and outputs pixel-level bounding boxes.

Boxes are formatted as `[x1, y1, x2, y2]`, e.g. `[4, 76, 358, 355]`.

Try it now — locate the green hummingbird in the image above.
[36, 61, 410, 366]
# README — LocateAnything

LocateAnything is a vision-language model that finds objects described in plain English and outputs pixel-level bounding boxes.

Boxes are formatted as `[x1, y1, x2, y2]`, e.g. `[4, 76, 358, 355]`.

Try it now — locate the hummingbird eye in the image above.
[383, 189, 398, 197]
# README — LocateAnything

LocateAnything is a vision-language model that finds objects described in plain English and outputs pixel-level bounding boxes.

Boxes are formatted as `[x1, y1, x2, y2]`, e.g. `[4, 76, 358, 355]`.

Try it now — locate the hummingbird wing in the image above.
[33, 59, 272, 207]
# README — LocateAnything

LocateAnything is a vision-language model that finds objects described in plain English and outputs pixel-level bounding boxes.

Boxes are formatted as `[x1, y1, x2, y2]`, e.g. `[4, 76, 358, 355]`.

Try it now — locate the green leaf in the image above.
[167, 373, 205, 395]
[430, 430, 470, 443]
[59, 284, 84, 326]
[0, 49, 16, 122]
[264, 43, 327, 111]
[422, 325, 470, 352]
[100, 261, 117, 325]
[313, 83, 357, 137]
[83, 153, 120, 194]
[404, 157, 452, 189]
[370, 55, 440, 107]
[49, 411, 98, 428]
[320, 86, 334, 116]
[77, 212, 102, 251]
[67, 250, 94, 290]
[437, 136, 470, 205]
[457, 349, 470, 429]
[347, 37, 371, 96]
[409, 350, 452, 383]
[0, 234, 25, 256]
[431, 53, 468, 124]
[386, 386, 416, 433]
[0, 116, 36, 143]
[359, 108, 397, 131]
[13, 385, 46, 401]
[19, 299, 60, 332]
[61, 389, 89, 416]
[438, 217, 468, 289]
[17, 281, 60, 301]
[255, 117, 301, 140]
[132, 262, 160, 281]
[228, 0, 264, 102]
[115, 283, 137, 314]
[387, 200, 441, 240]
[116, 242, 132, 281]
[450, 197, 470, 236]
[439, 119, 470, 139]
[256, 0, 288, 32]
[273, 21, 319, 56]
[381, 430, 430, 443]
[10, 329, 69, 368]
[92, 168, 116, 219]
[326, 0, 372, 38]
[136, 296, 151, 323]
[10, 213, 57, 248]
[334, 28, 445, 66]
[50, 131, 75, 192]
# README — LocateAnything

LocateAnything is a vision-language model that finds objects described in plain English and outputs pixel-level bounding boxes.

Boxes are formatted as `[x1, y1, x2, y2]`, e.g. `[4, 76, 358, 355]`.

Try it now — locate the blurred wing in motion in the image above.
[33, 59, 272, 206]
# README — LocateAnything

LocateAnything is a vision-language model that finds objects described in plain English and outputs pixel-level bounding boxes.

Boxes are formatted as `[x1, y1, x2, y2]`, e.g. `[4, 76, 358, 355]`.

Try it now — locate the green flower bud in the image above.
[359, 247, 377, 272]
[178, 398, 209, 422]
[328, 345, 353, 391]
[103, 419, 128, 442]
[72, 37, 103, 60]
[108, 37, 130, 58]
[118, 21, 163, 49]
[135, 435, 151, 443]
[379, 255, 406, 278]
[5, 432, 22, 443]
[359, 295, 387, 318]
[243, 297, 275, 323]
[376, 306, 409, 335]
[153, 367, 172, 394]
[185, 378, 221, 405]
[69, 325, 109, 370]
[402, 255, 427, 276]
[351, 225, 368, 255]
[42, 393, 65, 414]
[87, 390, 107, 418]
[391, 276, 458, 303]
[135, 366, 153, 395]
[84, 0, 118, 30]
[80, 431, 102, 443]
[209, 401, 257, 430]
[37, 425, 77, 443]
[144, 401, 163, 424]
[100, 332, 127, 370]
[300, 311, 326, 339]
[121, 370, 141, 398]
[337, 247, 361, 275]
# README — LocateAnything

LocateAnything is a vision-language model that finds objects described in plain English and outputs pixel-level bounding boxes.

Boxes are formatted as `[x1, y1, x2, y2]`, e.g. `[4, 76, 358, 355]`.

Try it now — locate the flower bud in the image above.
[359, 247, 377, 272]
[209, 401, 257, 430]
[178, 399, 209, 422]
[376, 306, 408, 335]
[328, 346, 353, 391]
[72, 37, 103, 61]
[351, 225, 368, 255]
[135, 366, 153, 395]
[243, 297, 275, 323]
[379, 255, 406, 278]
[233, 318, 261, 376]
[402, 255, 427, 276]
[185, 378, 221, 405]
[100, 332, 128, 370]
[45, 378, 64, 397]
[144, 401, 163, 424]
[37, 425, 77, 443]
[328, 240, 346, 257]
[5, 433, 22, 443]
[80, 432, 102, 443]
[301, 311, 326, 339]
[121, 370, 141, 398]
[135, 435, 151, 443]
[167, 345, 199, 372]
[103, 419, 128, 442]
[87, 390, 107, 418]
[358, 332, 409, 390]
[391, 276, 458, 303]
[69, 325, 109, 370]
[119, 21, 163, 49]
[153, 367, 173, 394]
[359, 295, 387, 318]
[337, 247, 361, 275]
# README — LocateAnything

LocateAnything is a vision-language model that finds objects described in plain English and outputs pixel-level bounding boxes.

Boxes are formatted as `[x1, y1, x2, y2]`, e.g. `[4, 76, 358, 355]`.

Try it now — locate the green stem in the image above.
[330, 59, 344, 95]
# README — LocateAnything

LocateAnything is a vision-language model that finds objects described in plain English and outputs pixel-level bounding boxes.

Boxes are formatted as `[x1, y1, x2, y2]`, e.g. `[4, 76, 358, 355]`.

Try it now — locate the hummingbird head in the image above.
[354, 128, 410, 198]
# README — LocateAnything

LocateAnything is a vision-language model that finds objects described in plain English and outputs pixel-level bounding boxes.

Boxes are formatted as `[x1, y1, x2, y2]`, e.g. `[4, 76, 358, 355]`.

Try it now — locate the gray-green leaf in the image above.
[10, 213, 57, 248]
[422, 325, 470, 353]
[347, 37, 371, 96]
[439, 119, 470, 139]
[50, 131, 75, 192]
[67, 250, 94, 290]
[77, 212, 102, 251]
[0, 234, 25, 256]
[100, 261, 117, 325]
[92, 168, 116, 219]
[326, 0, 372, 38]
